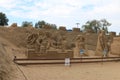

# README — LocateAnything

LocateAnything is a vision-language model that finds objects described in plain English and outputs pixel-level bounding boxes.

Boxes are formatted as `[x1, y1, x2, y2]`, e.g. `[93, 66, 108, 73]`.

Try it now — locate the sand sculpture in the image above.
[26, 31, 73, 59]
[60, 36, 67, 52]
[35, 31, 46, 53]
[4, 25, 119, 59]
[74, 35, 86, 57]
[45, 32, 55, 50]
[27, 33, 38, 48]
[95, 30, 109, 56]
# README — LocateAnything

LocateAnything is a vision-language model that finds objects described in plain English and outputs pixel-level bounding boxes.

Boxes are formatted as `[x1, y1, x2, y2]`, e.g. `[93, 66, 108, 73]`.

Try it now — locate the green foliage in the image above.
[35, 20, 45, 28]
[82, 19, 111, 33]
[35, 20, 57, 29]
[21, 21, 33, 27]
[100, 19, 111, 33]
[0, 12, 9, 26]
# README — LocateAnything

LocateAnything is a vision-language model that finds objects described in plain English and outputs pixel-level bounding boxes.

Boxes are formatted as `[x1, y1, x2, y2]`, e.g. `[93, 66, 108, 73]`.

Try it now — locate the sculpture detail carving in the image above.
[61, 36, 67, 52]
[74, 35, 86, 57]
[96, 30, 108, 56]
[75, 35, 85, 50]
[27, 31, 72, 54]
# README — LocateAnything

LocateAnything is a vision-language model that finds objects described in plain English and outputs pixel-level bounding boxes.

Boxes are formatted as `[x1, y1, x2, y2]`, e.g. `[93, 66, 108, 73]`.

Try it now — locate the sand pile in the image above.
[0, 43, 12, 80]
[0, 35, 27, 80]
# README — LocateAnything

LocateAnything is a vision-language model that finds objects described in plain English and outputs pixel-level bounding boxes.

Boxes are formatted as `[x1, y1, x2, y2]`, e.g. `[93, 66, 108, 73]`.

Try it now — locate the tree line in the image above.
[0, 12, 111, 33]
[22, 20, 57, 29]
[82, 19, 111, 33]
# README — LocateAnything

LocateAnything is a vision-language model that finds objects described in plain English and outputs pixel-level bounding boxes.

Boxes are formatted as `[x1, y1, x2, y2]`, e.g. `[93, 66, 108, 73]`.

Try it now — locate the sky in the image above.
[0, 0, 120, 33]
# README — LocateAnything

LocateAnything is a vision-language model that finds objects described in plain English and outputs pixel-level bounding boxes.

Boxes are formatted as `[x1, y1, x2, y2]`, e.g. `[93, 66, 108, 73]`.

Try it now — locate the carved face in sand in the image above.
[76, 35, 84, 42]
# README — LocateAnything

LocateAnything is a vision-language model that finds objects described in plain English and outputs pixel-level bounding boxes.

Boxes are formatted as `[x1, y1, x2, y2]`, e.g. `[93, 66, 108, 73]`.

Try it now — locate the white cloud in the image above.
[0, 0, 17, 9]
[0, 0, 120, 33]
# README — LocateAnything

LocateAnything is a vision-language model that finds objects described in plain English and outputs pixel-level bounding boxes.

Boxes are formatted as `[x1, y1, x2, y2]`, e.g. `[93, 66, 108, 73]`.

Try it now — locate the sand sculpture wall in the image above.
[26, 29, 99, 59]
[59, 26, 66, 31]
[73, 28, 80, 32]
[26, 29, 119, 58]
[0, 27, 101, 58]
[109, 32, 116, 37]
[110, 37, 120, 55]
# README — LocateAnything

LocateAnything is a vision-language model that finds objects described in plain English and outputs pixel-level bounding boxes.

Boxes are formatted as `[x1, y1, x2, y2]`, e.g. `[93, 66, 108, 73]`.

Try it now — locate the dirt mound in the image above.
[0, 35, 27, 80]
[0, 43, 12, 80]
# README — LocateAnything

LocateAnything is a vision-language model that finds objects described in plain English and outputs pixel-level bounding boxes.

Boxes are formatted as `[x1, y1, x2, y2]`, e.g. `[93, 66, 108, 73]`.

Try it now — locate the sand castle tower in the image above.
[72, 28, 80, 32]
[59, 26, 66, 31]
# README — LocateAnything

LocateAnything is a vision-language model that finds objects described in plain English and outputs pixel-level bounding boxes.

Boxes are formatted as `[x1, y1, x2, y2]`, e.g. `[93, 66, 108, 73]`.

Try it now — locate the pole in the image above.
[76, 23, 80, 28]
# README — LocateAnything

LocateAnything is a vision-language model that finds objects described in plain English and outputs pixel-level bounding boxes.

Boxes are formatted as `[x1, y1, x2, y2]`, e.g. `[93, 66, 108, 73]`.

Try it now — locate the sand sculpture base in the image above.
[73, 48, 88, 58]
[95, 51, 103, 56]
[27, 49, 73, 59]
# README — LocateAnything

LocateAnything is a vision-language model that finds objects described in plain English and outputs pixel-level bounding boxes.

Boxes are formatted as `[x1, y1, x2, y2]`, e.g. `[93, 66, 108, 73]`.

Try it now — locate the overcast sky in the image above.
[0, 0, 120, 33]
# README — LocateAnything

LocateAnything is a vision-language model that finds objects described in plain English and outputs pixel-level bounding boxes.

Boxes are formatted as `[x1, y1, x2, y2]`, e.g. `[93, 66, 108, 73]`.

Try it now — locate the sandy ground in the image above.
[19, 62, 120, 80]
[1, 36, 120, 80]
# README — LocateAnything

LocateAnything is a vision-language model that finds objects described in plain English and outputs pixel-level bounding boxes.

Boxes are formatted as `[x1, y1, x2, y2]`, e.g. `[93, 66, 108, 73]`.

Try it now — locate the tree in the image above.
[35, 20, 46, 28]
[100, 19, 111, 33]
[35, 20, 57, 29]
[82, 19, 111, 33]
[47, 23, 57, 29]
[82, 20, 101, 33]
[21, 21, 33, 27]
[82, 24, 93, 32]
[0, 12, 9, 26]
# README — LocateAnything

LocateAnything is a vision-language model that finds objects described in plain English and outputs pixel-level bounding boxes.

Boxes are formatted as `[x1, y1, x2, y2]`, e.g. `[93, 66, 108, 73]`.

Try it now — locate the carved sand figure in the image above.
[36, 31, 46, 53]
[60, 36, 67, 52]
[84, 33, 90, 55]
[95, 30, 108, 56]
[105, 34, 113, 54]
[52, 31, 64, 49]
[45, 32, 56, 50]
[74, 35, 85, 57]
[27, 33, 38, 49]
